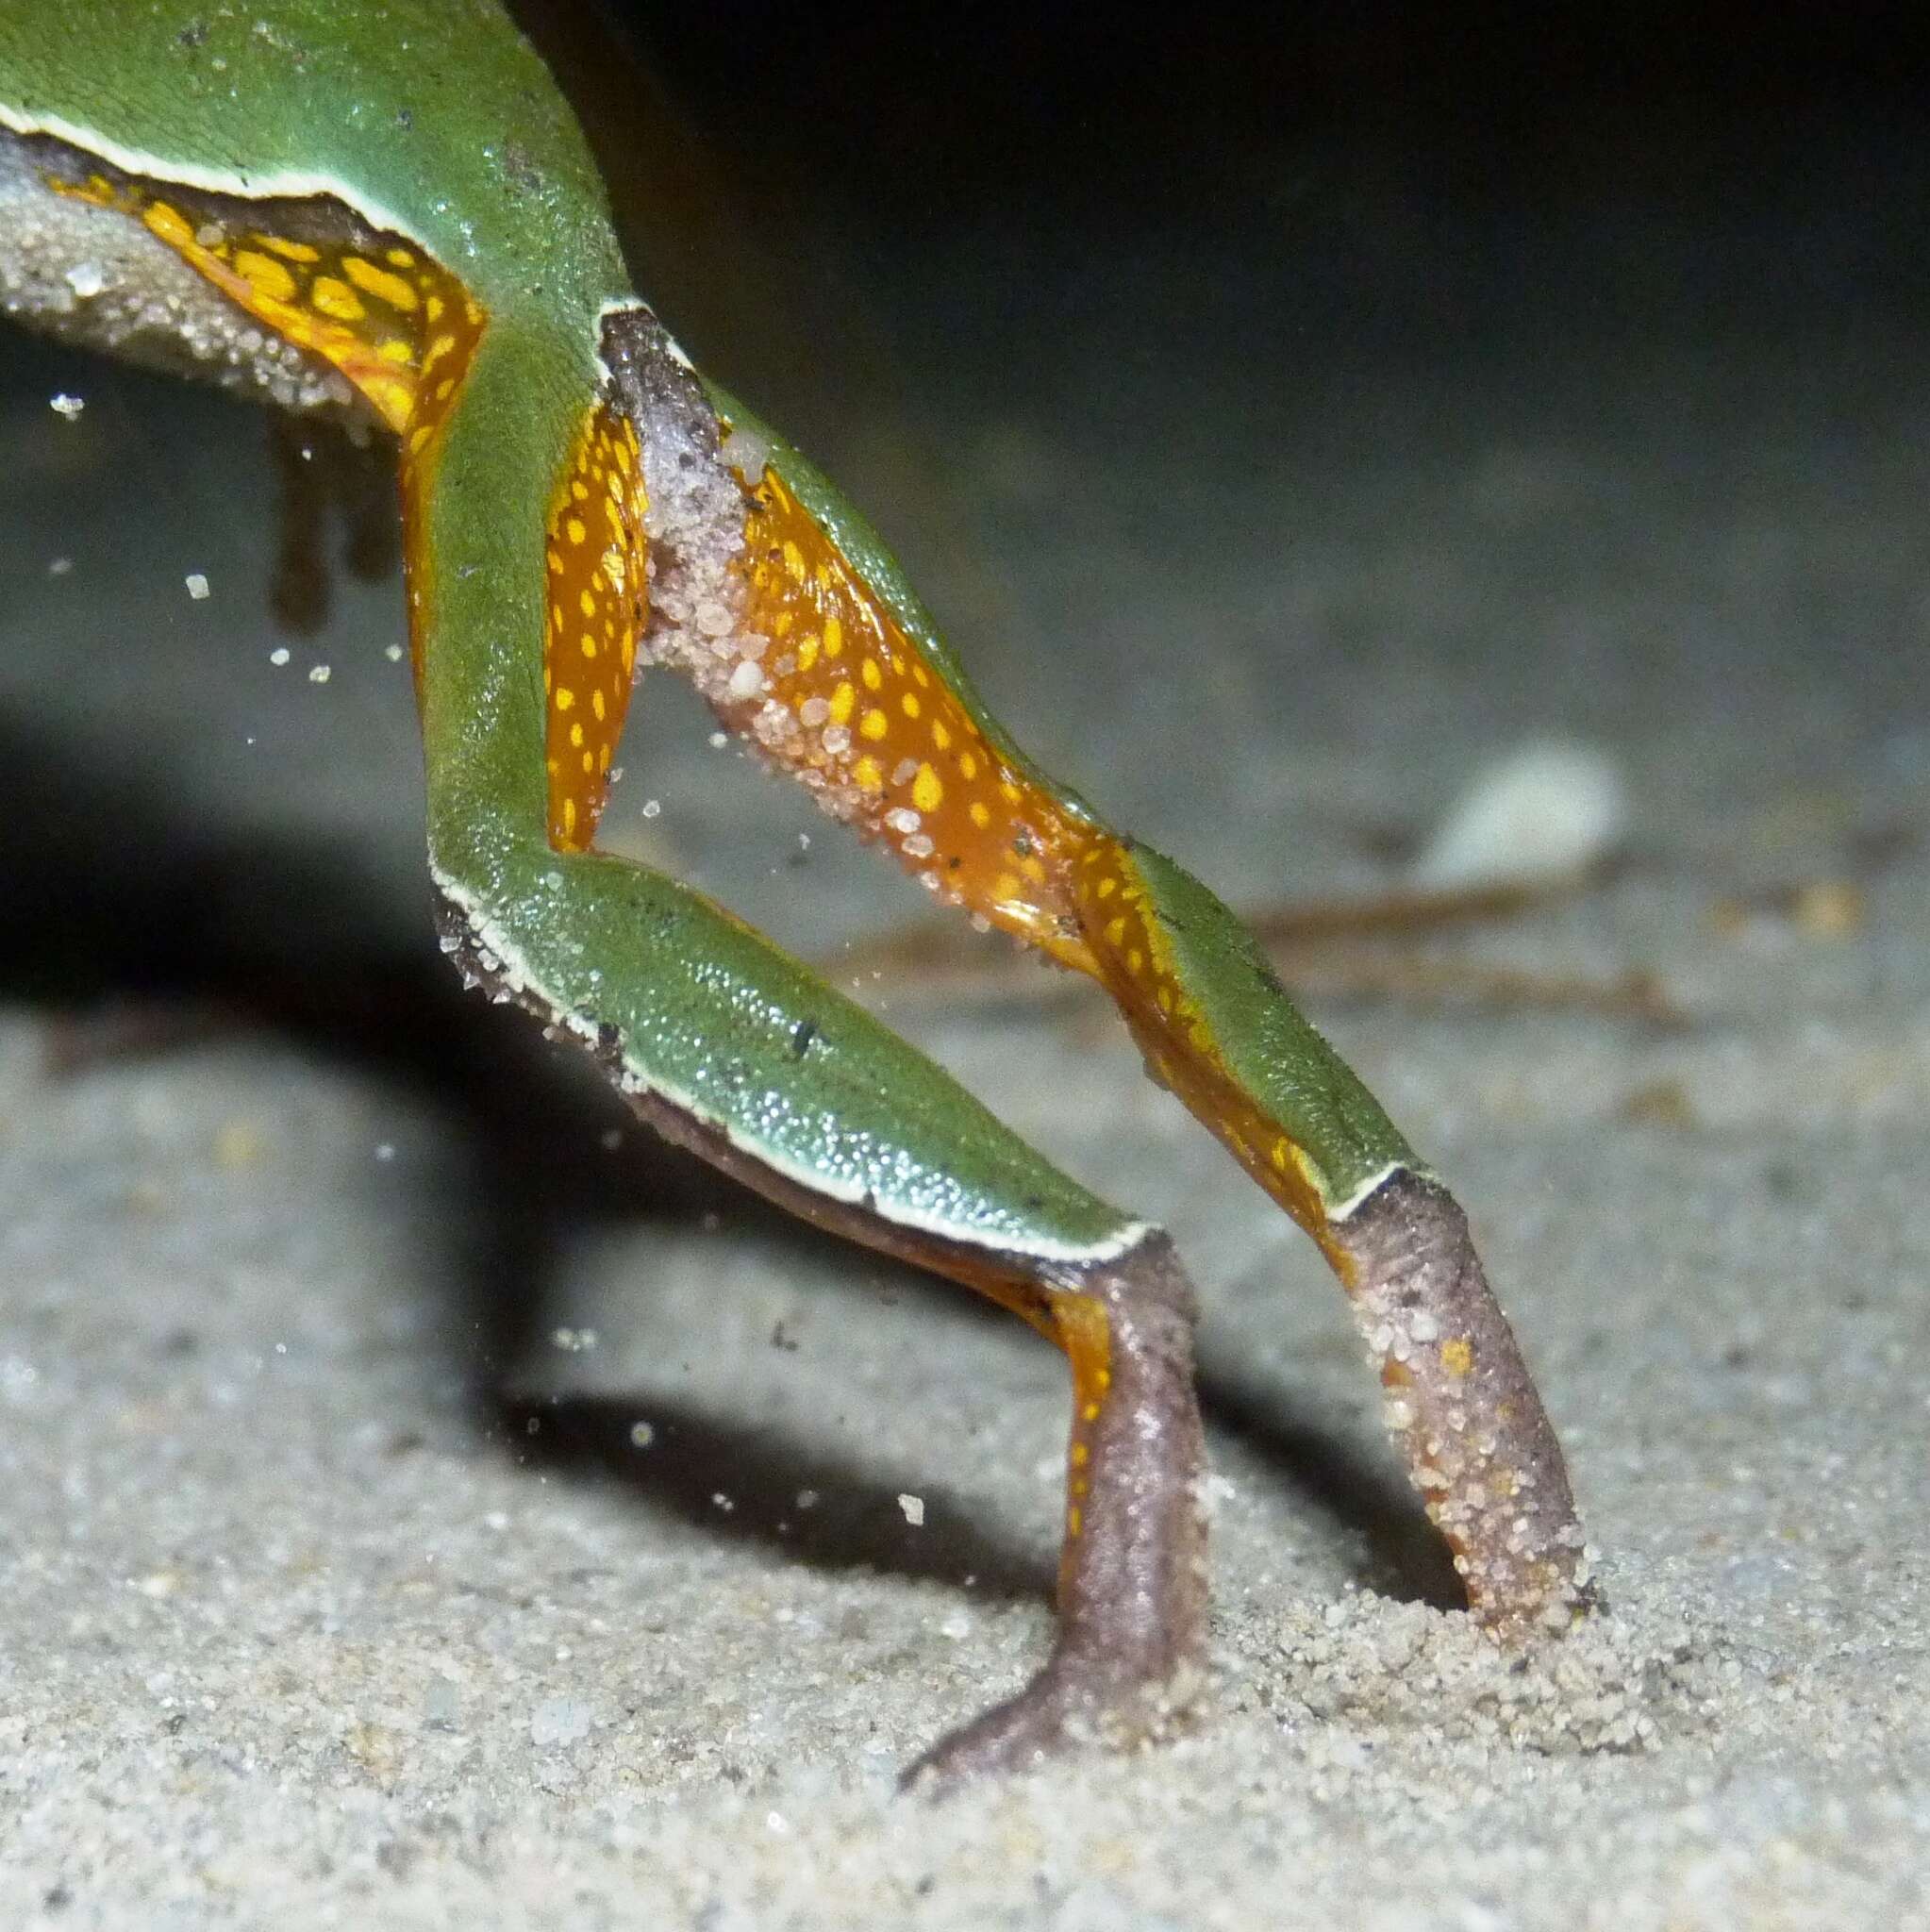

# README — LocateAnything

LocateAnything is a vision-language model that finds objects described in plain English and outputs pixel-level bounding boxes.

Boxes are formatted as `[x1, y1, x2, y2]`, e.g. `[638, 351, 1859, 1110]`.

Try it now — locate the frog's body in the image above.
[0, 2, 1588, 1780]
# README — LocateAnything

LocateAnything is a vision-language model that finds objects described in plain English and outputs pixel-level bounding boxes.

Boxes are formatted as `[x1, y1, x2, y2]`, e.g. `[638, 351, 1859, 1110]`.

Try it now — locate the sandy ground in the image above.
[1, 65, 1927, 1932]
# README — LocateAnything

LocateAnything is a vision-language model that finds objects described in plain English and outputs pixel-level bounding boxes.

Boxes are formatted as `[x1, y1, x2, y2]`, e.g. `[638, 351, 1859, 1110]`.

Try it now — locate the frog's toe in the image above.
[903, 1649, 1208, 1793]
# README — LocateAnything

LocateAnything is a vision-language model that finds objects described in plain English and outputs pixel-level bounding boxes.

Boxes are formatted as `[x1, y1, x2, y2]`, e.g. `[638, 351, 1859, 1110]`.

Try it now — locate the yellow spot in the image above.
[1020, 856, 1046, 884]
[365, 376, 412, 427]
[425, 292, 445, 322]
[143, 202, 191, 248]
[562, 798, 578, 836]
[861, 658, 882, 691]
[993, 872, 1022, 902]
[384, 245, 416, 268]
[555, 687, 575, 711]
[1071, 1442, 1089, 1466]
[901, 691, 922, 719]
[259, 236, 320, 264]
[1095, 876, 1117, 899]
[911, 763, 943, 813]
[959, 751, 979, 780]
[1082, 1403, 1101, 1423]
[853, 755, 884, 791]
[578, 589, 597, 619]
[1441, 1338, 1475, 1377]
[797, 635, 821, 672]
[232, 248, 296, 303]
[969, 800, 992, 830]
[931, 719, 952, 751]
[829, 682, 856, 726]
[581, 635, 598, 658]
[570, 722, 585, 749]
[1067, 1507, 1082, 1538]
[824, 616, 843, 658]
[591, 690, 606, 721]
[309, 275, 365, 323]
[374, 336, 413, 365]
[1271, 1140, 1289, 1171]
[1106, 917, 1127, 946]
[565, 517, 587, 545]
[782, 540, 807, 581]
[341, 255, 420, 309]
[859, 708, 889, 741]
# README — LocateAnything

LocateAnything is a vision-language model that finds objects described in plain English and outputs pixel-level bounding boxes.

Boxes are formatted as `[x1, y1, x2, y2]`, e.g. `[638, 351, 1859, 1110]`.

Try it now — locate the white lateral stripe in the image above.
[1328, 1159, 1425, 1222]
[431, 870, 1144, 1268]
[0, 102, 422, 253]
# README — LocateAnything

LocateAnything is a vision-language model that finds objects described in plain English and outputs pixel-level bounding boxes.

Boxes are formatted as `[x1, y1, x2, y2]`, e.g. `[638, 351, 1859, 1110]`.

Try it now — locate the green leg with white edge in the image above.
[1083, 845, 1590, 1637]
[431, 837, 1214, 1782]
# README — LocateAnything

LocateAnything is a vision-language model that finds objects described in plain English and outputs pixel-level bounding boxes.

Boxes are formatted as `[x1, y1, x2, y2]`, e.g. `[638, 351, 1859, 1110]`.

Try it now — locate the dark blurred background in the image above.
[3, 1, 1925, 997]
[550, 3, 1930, 443]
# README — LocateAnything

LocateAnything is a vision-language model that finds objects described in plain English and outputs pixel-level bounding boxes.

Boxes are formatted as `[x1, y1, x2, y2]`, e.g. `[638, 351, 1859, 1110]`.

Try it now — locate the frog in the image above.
[0, 1, 1589, 1783]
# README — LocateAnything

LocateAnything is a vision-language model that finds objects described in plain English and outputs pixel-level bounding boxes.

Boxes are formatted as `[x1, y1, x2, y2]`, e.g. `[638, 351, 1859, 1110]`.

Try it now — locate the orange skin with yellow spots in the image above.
[2, 0, 1591, 1783]
[543, 408, 646, 848]
[725, 464, 1097, 967]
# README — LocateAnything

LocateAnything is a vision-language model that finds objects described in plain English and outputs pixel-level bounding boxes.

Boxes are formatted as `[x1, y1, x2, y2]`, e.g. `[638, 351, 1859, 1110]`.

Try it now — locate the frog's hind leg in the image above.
[401, 311, 1210, 1780]
[689, 393, 1590, 1643]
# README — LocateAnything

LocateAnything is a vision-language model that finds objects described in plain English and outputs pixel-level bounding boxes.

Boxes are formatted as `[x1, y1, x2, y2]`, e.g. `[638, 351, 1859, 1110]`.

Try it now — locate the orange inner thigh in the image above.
[724, 464, 1099, 966]
[541, 408, 648, 849]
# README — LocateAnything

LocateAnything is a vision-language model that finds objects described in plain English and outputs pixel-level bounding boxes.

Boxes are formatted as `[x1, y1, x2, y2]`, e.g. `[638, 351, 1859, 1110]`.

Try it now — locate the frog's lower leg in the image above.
[614, 1041, 1214, 1783]
[902, 1236, 1207, 1787]
[679, 399, 1591, 1640]
[427, 828, 1210, 1776]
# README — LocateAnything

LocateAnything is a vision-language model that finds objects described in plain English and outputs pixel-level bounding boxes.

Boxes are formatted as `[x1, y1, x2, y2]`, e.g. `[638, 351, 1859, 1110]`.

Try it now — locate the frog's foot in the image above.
[907, 1644, 1207, 1791]
[901, 1231, 1211, 1790]
[1332, 1171, 1591, 1640]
